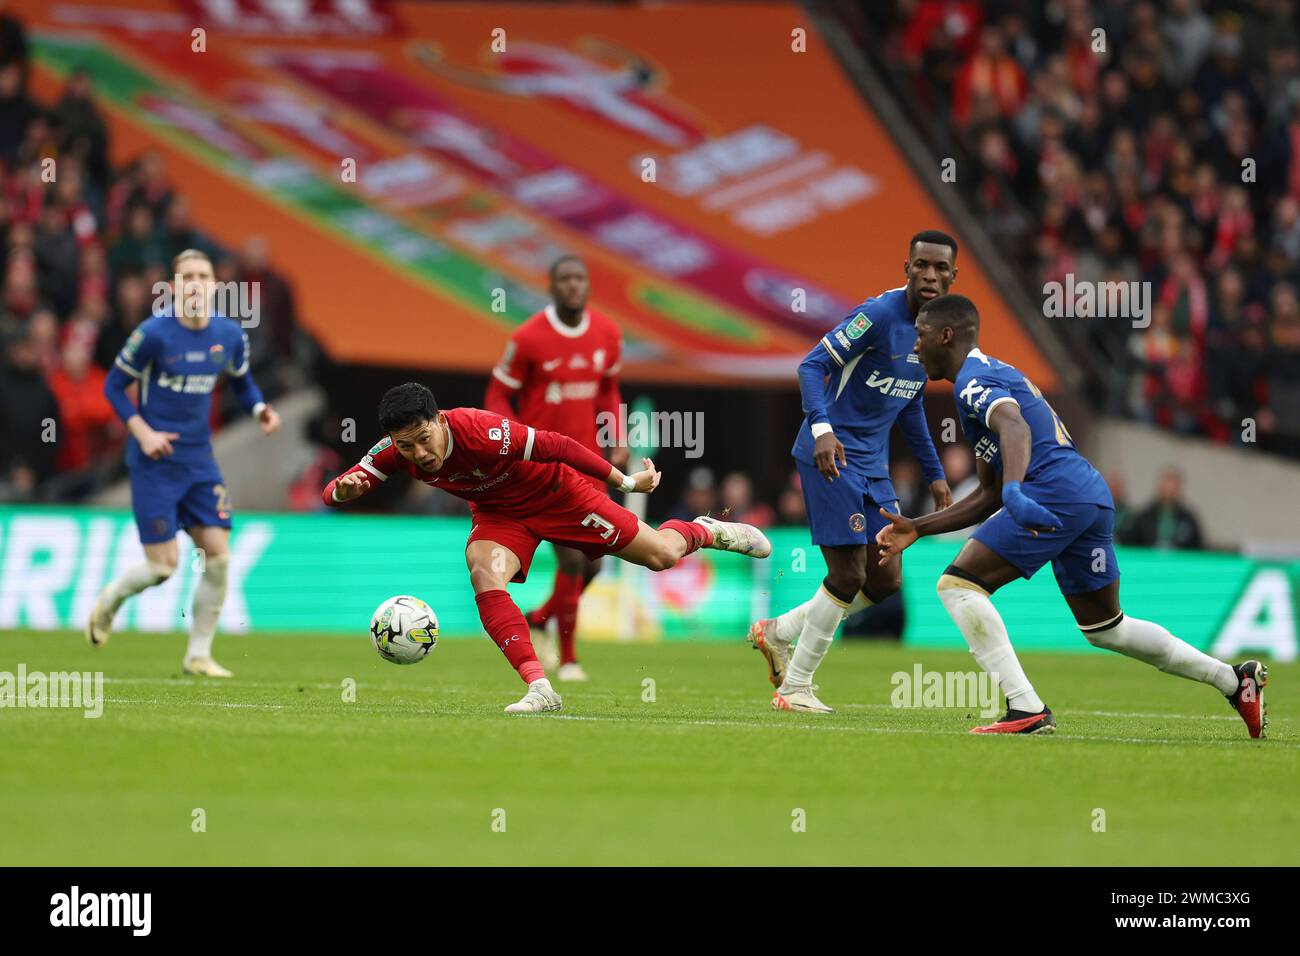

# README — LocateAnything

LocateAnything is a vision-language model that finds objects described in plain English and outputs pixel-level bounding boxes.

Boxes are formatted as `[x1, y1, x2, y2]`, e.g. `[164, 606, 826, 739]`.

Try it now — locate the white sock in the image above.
[774, 591, 871, 644]
[937, 575, 1045, 713]
[781, 586, 849, 689]
[1082, 613, 1238, 696]
[102, 559, 173, 606]
[186, 554, 229, 659]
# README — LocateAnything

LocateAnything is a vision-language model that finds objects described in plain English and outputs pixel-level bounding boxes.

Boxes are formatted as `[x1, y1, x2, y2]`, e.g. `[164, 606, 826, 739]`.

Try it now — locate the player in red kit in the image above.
[323, 383, 771, 714]
[484, 255, 625, 682]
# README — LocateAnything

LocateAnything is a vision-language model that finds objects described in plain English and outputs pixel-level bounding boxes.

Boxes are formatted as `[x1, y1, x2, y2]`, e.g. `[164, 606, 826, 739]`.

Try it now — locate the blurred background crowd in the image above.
[847, 0, 1300, 456]
[0, 14, 318, 503]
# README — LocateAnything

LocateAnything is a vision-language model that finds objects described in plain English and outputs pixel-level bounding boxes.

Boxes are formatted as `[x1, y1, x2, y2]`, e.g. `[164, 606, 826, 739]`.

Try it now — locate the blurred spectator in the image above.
[238, 235, 298, 364]
[668, 466, 716, 522]
[890, 457, 924, 517]
[938, 444, 978, 504]
[53, 68, 108, 192]
[45, 321, 117, 475]
[0, 318, 60, 499]
[108, 203, 166, 275]
[1124, 467, 1204, 549]
[1104, 470, 1132, 541]
[0, 60, 34, 163]
[719, 471, 774, 528]
[776, 469, 806, 525]
[0, 0, 27, 75]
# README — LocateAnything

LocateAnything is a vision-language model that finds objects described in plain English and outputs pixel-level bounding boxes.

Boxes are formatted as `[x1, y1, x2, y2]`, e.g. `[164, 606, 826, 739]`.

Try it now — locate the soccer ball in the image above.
[369, 595, 438, 665]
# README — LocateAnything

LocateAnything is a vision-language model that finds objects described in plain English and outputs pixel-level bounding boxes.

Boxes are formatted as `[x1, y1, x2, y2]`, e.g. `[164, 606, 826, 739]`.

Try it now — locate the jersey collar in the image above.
[966, 347, 991, 365]
[441, 416, 455, 463]
[545, 304, 590, 338]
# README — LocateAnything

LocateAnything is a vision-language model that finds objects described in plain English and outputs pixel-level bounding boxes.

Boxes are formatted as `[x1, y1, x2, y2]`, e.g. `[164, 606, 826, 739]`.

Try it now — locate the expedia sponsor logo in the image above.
[496, 418, 512, 455]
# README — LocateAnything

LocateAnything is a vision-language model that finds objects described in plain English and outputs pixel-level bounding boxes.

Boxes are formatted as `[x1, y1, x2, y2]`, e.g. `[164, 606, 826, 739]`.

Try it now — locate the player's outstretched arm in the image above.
[526, 426, 653, 492]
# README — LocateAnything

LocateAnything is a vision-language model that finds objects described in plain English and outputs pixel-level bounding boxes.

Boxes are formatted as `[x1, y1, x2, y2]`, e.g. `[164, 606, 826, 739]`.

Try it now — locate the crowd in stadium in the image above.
[0, 15, 312, 503]
[858, 0, 1300, 457]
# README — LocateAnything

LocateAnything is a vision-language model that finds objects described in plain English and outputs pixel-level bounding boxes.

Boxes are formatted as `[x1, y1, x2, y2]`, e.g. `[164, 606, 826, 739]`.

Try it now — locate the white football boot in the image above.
[85, 587, 123, 648]
[183, 656, 233, 678]
[504, 678, 563, 714]
[772, 684, 834, 714]
[694, 515, 772, 559]
[556, 662, 589, 682]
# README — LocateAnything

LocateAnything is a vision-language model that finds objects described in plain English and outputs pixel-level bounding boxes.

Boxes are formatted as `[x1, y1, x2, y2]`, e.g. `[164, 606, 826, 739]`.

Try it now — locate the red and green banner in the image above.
[18, 0, 1053, 388]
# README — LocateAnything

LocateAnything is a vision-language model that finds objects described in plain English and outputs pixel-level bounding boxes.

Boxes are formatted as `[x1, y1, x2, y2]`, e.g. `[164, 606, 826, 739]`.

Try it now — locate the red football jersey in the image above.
[489, 305, 622, 452]
[323, 407, 612, 517]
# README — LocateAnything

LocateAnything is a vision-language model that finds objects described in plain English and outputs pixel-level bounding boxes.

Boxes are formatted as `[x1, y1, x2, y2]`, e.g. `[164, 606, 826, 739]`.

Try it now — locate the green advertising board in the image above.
[0, 507, 1294, 661]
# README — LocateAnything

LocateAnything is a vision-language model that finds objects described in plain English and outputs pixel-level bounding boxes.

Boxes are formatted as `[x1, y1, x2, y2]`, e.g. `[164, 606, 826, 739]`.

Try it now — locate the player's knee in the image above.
[825, 569, 866, 599]
[468, 563, 509, 593]
[146, 558, 177, 583]
[199, 553, 229, 585]
[1080, 613, 1125, 650]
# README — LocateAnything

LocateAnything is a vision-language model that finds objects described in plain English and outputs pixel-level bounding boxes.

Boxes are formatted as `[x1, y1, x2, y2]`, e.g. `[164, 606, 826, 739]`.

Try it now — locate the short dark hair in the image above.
[909, 230, 959, 258]
[378, 383, 438, 434]
[548, 254, 586, 281]
[918, 293, 979, 338]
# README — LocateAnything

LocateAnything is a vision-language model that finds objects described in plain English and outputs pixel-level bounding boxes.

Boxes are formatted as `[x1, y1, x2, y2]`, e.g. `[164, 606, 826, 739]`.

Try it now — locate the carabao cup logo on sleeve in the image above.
[846, 313, 871, 339]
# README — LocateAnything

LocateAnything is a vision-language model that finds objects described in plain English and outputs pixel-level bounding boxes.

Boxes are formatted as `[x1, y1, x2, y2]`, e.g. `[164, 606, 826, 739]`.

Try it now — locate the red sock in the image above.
[552, 571, 585, 665]
[659, 518, 713, 555]
[475, 590, 545, 684]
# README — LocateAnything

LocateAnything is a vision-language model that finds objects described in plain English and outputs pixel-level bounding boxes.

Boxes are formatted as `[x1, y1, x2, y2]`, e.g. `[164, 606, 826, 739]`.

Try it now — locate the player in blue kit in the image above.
[747, 231, 956, 713]
[875, 294, 1268, 737]
[87, 249, 280, 677]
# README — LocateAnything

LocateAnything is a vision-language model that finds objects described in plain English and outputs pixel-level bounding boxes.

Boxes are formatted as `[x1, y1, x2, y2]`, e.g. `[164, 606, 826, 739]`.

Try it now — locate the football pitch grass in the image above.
[2, 629, 1296, 867]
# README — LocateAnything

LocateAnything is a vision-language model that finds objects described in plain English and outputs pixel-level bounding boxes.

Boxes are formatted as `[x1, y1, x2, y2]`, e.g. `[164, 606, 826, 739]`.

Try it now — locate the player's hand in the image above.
[1001, 480, 1059, 536]
[609, 445, 631, 471]
[258, 404, 281, 435]
[930, 479, 952, 511]
[333, 472, 370, 502]
[875, 509, 918, 563]
[813, 432, 846, 481]
[138, 427, 180, 460]
[626, 457, 660, 494]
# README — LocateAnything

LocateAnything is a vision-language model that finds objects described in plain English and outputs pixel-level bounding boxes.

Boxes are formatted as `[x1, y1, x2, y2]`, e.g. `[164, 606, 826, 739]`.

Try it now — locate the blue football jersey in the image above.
[954, 348, 1111, 506]
[791, 287, 937, 480]
[112, 313, 256, 464]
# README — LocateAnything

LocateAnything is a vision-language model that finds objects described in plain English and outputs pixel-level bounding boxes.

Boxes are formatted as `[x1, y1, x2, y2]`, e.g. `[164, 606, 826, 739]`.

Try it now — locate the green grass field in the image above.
[1, 629, 1296, 866]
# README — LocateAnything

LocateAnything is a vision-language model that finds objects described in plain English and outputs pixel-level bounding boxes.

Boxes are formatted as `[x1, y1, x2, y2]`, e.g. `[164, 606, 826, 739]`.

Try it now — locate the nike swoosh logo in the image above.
[542, 359, 562, 371]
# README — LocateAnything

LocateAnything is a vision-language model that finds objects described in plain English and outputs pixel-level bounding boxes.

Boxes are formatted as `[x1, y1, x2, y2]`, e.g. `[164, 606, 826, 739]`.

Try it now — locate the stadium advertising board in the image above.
[1, 508, 1293, 662]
